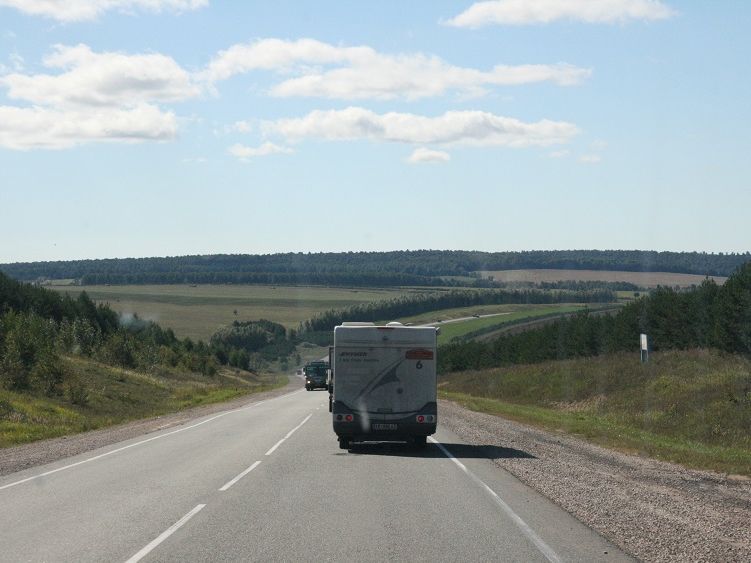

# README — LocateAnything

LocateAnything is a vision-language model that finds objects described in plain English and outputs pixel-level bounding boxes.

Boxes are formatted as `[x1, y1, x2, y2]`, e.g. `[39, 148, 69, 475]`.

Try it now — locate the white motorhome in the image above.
[331, 322, 438, 449]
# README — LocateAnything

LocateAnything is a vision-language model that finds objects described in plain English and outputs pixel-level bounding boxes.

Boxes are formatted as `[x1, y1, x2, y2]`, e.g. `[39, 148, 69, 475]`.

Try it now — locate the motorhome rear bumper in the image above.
[332, 401, 437, 440]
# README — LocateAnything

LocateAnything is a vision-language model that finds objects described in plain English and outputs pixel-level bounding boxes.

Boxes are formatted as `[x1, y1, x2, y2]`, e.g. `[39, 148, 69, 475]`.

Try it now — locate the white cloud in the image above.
[230, 120, 253, 133]
[590, 139, 608, 150]
[265, 107, 578, 147]
[202, 38, 590, 100]
[446, 0, 675, 27]
[0, 0, 208, 22]
[0, 44, 194, 150]
[407, 147, 450, 164]
[549, 149, 569, 158]
[228, 141, 293, 160]
[1, 44, 200, 108]
[579, 153, 601, 163]
[0, 104, 177, 149]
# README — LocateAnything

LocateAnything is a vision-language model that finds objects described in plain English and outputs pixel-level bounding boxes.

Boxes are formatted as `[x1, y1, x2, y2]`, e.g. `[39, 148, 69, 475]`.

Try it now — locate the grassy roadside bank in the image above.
[0, 355, 287, 448]
[435, 304, 595, 344]
[439, 350, 751, 476]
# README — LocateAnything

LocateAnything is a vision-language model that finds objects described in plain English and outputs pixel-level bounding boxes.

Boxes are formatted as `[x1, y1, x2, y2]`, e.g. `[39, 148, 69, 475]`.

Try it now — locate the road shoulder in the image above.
[439, 398, 751, 562]
[0, 376, 301, 477]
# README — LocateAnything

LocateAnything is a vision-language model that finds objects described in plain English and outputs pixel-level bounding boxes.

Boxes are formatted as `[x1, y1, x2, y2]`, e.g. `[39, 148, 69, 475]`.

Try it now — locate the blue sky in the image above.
[0, 0, 749, 263]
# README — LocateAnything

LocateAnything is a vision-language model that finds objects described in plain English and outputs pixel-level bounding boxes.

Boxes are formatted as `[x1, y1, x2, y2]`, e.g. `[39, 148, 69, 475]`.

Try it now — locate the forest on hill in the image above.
[0, 273, 299, 398]
[1, 250, 748, 286]
[439, 261, 751, 373]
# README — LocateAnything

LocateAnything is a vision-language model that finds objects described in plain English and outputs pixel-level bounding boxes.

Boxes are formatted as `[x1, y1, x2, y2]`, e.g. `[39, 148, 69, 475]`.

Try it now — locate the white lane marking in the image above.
[429, 437, 561, 563]
[219, 460, 262, 492]
[0, 389, 304, 492]
[265, 414, 312, 456]
[125, 503, 205, 563]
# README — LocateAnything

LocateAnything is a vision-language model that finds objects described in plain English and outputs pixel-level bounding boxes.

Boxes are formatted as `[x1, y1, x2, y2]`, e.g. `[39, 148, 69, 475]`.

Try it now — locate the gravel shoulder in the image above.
[0, 376, 300, 477]
[439, 399, 751, 563]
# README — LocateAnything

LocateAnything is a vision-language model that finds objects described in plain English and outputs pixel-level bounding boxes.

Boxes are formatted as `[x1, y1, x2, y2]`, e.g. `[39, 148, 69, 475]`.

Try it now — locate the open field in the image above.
[439, 349, 751, 475]
[0, 355, 286, 448]
[393, 303, 613, 344]
[50, 284, 424, 341]
[476, 269, 727, 287]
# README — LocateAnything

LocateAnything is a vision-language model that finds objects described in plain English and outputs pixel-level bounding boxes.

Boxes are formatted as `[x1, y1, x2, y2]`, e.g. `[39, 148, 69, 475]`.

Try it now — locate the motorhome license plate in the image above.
[372, 423, 397, 431]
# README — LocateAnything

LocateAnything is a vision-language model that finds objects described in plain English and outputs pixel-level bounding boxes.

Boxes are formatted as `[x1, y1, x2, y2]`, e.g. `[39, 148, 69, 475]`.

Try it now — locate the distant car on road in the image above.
[304, 361, 329, 391]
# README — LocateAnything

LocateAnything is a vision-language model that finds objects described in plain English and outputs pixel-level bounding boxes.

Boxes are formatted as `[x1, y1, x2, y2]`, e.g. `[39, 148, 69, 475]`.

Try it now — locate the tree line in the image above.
[210, 319, 298, 371]
[77, 271, 454, 287]
[0, 272, 304, 402]
[2, 249, 747, 284]
[438, 262, 751, 373]
[299, 288, 617, 336]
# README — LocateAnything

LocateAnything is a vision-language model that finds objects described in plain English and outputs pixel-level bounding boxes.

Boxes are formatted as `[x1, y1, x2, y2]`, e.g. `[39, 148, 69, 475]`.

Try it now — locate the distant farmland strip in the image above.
[477, 269, 727, 288]
[49, 284, 422, 341]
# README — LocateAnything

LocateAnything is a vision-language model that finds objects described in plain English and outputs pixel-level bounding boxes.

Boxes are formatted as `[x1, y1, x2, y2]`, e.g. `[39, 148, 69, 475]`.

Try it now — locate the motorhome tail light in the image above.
[345, 414, 354, 422]
[417, 415, 425, 423]
[416, 415, 436, 423]
[336, 414, 343, 421]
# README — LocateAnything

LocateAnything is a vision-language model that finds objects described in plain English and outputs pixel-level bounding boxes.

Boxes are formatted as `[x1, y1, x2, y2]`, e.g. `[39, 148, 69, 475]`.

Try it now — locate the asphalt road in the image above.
[0, 384, 631, 562]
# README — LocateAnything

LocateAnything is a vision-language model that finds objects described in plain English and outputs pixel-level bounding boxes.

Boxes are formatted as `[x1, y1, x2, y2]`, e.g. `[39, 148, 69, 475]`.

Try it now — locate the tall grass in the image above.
[0, 355, 286, 448]
[440, 349, 751, 475]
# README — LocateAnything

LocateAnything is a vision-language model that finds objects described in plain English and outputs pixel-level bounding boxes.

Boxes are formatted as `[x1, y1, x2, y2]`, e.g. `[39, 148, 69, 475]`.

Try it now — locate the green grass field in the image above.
[0, 355, 286, 447]
[429, 304, 592, 344]
[51, 284, 424, 341]
[439, 349, 751, 475]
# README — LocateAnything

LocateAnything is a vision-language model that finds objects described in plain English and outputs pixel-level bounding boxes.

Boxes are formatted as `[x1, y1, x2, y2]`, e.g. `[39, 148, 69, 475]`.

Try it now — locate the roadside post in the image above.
[640, 333, 649, 363]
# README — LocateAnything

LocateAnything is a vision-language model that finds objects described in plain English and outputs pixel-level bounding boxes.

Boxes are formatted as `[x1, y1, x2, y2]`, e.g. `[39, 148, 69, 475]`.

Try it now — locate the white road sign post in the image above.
[640, 333, 648, 363]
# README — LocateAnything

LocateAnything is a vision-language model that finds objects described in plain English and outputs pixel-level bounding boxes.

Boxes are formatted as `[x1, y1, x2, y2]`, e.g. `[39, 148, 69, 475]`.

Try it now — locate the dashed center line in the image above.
[124, 504, 206, 563]
[219, 460, 262, 492]
[265, 414, 312, 456]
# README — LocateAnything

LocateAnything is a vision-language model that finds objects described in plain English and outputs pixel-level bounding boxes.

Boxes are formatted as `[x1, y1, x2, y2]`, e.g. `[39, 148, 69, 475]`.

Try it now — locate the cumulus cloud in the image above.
[0, 0, 208, 22]
[0, 104, 177, 149]
[549, 149, 569, 158]
[202, 38, 590, 100]
[228, 141, 293, 160]
[264, 107, 578, 147]
[0, 44, 194, 149]
[407, 147, 450, 164]
[1, 44, 200, 108]
[230, 120, 253, 133]
[446, 0, 675, 27]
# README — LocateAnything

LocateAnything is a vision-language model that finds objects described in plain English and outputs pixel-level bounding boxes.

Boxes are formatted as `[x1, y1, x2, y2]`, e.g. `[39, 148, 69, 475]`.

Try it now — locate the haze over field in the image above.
[1, 2, 750, 262]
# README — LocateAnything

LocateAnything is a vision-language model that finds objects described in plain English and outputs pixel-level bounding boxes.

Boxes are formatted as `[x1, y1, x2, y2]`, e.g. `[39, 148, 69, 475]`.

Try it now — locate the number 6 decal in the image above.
[416, 360, 423, 369]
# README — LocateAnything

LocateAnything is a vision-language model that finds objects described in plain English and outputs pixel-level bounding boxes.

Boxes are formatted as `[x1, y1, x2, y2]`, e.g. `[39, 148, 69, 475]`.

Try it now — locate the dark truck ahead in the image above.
[304, 361, 329, 391]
